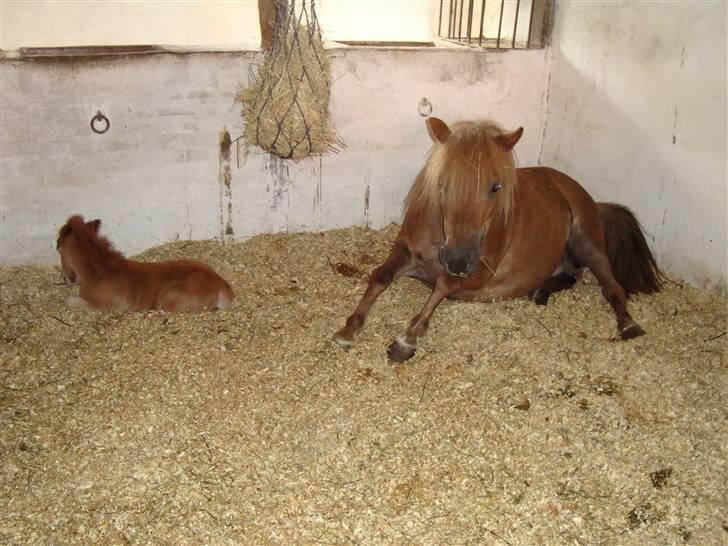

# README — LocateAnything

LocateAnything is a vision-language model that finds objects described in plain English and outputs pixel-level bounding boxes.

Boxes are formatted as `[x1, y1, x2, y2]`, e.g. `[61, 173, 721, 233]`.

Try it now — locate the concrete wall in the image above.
[0, 48, 549, 264]
[540, 0, 727, 293]
[0, 1, 261, 50]
[0, 0, 438, 50]
[2, 1, 726, 292]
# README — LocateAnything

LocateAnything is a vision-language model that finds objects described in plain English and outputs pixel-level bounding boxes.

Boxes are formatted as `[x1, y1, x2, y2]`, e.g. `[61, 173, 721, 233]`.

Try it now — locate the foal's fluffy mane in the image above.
[405, 120, 519, 222]
[59, 215, 126, 269]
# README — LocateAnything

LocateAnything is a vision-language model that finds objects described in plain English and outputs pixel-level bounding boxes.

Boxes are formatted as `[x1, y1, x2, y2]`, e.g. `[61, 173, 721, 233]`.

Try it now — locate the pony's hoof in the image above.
[332, 332, 353, 350]
[387, 339, 416, 363]
[620, 323, 645, 340]
[533, 289, 550, 306]
[65, 295, 89, 308]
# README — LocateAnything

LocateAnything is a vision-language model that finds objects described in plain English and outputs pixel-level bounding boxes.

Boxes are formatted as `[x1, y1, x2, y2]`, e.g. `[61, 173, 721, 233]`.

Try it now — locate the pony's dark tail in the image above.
[598, 203, 663, 295]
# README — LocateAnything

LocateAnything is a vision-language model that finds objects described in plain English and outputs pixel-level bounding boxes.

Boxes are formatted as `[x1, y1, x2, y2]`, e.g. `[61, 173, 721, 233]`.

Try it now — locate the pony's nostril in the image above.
[439, 247, 453, 269]
[451, 257, 468, 275]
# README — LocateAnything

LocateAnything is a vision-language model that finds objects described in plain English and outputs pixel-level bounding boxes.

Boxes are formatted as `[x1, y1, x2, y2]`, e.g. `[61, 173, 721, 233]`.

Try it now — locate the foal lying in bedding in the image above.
[56, 215, 234, 312]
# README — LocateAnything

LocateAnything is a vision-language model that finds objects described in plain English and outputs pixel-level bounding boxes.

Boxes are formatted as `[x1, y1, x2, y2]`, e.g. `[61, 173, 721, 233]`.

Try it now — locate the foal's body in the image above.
[335, 118, 662, 361]
[70, 259, 233, 312]
[58, 216, 234, 312]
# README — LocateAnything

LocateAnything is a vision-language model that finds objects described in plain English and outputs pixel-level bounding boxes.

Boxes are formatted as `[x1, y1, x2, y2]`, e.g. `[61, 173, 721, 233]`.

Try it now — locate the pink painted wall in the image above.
[540, 1, 727, 293]
[0, 47, 549, 264]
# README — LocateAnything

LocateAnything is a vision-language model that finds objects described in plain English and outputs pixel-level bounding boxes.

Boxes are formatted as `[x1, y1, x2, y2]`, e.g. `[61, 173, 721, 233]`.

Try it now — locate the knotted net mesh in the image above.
[238, 0, 342, 160]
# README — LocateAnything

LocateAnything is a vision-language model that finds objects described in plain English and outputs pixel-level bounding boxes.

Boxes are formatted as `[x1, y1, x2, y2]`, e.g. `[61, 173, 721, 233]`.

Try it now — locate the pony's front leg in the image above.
[334, 241, 411, 348]
[387, 275, 459, 362]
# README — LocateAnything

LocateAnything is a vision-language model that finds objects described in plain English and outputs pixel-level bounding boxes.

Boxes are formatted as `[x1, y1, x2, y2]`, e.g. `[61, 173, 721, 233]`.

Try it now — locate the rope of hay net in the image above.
[239, 0, 343, 160]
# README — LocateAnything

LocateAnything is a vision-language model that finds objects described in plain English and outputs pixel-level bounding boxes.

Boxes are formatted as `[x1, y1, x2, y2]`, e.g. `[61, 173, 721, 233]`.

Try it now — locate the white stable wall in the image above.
[0, 0, 438, 50]
[540, 0, 727, 293]
[0, 48, 549, 264]
[2, 1, 726, 293]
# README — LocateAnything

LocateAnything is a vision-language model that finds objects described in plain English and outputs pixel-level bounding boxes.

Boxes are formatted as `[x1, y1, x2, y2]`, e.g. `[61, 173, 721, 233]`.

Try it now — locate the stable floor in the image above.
[1, 225, 726, 545]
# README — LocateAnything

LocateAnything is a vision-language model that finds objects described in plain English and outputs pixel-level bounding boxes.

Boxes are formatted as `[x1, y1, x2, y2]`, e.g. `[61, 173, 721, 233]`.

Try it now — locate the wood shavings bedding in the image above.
[1, 225, 725, 545]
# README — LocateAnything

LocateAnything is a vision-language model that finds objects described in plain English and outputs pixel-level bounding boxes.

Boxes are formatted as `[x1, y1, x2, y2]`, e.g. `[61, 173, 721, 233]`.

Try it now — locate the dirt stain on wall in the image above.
[313, 157, 323, 228]
[363, 180, 371, 228]
[265, 154, 290, 214]
[219, 128, 234, 240]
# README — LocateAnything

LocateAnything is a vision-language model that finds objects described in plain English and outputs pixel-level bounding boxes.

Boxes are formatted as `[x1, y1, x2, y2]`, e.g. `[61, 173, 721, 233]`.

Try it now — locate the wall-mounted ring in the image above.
[418, 97, 433, 117]
[90, 111, 110, 134]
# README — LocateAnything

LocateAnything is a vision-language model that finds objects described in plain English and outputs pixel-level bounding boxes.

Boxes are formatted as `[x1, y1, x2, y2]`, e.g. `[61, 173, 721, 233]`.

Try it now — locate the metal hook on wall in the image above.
[90, 111, 110, 134]
[418, 98, 433, 117]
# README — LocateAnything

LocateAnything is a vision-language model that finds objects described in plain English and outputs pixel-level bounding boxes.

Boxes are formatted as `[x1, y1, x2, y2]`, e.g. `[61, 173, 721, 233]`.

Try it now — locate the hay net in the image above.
[239, 0, 341, 160]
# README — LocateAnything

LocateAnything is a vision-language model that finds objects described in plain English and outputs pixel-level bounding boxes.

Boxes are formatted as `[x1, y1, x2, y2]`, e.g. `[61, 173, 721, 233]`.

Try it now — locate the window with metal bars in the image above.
[438, 0, 553, 49]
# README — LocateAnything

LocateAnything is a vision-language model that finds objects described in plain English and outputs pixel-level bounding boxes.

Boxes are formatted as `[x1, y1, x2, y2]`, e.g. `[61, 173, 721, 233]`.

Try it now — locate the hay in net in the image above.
[238, 0, 341, 160]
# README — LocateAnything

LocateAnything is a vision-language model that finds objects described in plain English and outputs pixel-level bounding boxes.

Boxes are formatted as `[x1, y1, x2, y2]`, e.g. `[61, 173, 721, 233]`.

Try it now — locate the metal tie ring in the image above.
[90, 111, 110, 134]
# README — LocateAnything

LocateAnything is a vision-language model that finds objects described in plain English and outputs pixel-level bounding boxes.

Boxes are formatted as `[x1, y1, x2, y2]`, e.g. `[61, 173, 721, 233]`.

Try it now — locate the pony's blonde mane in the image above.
[405, 120, 519, 222]
[58, 215, 126, 273]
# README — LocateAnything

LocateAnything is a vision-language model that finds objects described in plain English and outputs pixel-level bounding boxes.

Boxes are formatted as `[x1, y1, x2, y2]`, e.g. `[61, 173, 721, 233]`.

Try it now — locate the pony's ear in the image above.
[87, 219, 101, 233]
[426, 117, 451, 143]
[57, 224, 72, 248]
[494, 127, 523, 151]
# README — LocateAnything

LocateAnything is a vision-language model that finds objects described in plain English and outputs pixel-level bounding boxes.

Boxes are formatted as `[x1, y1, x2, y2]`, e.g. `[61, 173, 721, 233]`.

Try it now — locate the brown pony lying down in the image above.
[56, 215, 234, 312]
[334, 118, 662, 361]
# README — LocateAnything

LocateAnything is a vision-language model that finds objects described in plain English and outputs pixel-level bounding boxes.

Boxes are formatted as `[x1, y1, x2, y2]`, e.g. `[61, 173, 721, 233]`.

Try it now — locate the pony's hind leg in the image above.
[216, 287, 234, 309]
[159, 291, 196, 312]
[533, 273, 578, 305]
[568, 229, 644, 339]
[334, 241, 412, 348]
[533, 252, 579, 305]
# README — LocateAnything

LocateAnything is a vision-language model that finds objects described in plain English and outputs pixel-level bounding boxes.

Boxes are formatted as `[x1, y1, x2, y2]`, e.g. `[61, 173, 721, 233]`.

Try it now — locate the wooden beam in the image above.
[258, 0, 278, 51]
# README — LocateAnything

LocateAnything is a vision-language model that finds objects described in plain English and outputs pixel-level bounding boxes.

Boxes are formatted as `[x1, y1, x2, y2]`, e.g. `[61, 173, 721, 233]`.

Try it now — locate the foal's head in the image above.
[56, 216, 102, 283]
[410, 117, 523, 278]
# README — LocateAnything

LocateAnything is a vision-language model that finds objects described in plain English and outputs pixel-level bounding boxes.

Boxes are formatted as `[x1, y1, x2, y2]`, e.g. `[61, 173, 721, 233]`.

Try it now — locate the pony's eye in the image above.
[491, 182, 502, 194]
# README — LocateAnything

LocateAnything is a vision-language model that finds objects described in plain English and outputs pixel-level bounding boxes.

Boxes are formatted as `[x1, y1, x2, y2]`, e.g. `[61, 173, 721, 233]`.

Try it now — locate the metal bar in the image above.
[496, 0, 505, 48]
[457, 0, 464, 41]
[466, 0, 475, 43]
[454, 0, 460, 40]
[526, 0, 536, 48]
[479, 0, 486, 46]
[438, 0, 444, 37]
[258, 0, 278, 50]
[450, 0, 456, 39]
[512, 0, 521, 48]
[448, 0, 453, 39]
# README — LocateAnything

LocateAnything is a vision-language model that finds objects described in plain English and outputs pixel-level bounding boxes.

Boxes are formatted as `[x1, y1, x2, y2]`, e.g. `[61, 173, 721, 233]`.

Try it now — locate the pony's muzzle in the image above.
[439, 245, 479, 278]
